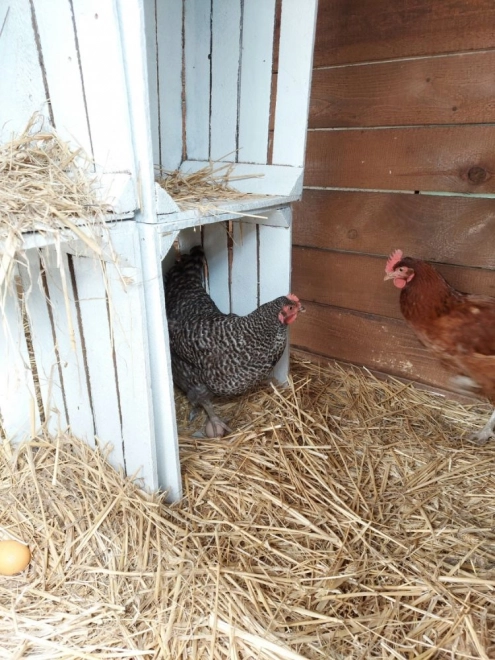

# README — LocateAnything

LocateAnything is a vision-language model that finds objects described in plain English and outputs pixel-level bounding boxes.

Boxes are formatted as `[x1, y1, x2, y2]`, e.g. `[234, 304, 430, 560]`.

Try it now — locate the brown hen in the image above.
[384, 249, 495, 444]
[165, 246, 304, 436]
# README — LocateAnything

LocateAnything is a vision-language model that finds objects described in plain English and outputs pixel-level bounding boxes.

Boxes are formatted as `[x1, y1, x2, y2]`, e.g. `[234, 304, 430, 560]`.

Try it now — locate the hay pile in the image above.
[2, 356, 495, 659]
[157, 162, 264, 215]
[0, 115, 112, 294]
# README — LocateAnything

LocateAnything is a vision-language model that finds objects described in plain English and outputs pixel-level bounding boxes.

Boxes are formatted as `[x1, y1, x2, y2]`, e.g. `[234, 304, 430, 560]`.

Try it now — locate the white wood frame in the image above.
[1, 223, 160, 488]
[143, 0, 318, 222]
[0, 0, 317, 502]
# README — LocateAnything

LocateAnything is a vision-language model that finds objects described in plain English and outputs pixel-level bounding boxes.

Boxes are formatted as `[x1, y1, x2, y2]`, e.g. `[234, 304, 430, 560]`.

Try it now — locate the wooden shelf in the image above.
[154, 194, 298, 232]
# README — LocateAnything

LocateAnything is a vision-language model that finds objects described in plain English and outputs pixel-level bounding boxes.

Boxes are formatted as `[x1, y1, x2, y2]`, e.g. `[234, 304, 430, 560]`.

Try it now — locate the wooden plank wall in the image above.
[291, 0, 495, 392]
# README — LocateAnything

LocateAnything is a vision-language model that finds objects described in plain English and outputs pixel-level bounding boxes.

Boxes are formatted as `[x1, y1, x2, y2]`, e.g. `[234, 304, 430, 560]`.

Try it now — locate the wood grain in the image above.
[293, 0, 495, 393]
[304, 126, 495, 193]
[272, 0, 282, 73]
[314, 0, 495, 67]
[267, 0, 281, 161]
[292, 189, 495, 269]
[292, 248, 495, 320]
[310, 52, 495, 128]
[291, 302, 455, 391]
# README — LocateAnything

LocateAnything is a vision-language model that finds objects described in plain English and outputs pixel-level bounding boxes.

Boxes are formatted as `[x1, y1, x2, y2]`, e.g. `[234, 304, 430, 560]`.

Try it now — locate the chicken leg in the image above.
[170, 352, 231, 437]
[469, 409, 495, 445]
[448, 376, 495, 445]
[187, 384, 232, 438]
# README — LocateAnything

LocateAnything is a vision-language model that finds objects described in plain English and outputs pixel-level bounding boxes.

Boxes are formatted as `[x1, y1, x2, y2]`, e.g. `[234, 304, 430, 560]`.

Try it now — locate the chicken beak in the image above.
[383, 272, 396, 281]
[299, 303, 306, 312]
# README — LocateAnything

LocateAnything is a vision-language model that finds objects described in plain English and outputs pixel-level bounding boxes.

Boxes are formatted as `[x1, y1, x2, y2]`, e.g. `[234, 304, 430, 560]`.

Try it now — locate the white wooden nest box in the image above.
[0, 0, 317, 501]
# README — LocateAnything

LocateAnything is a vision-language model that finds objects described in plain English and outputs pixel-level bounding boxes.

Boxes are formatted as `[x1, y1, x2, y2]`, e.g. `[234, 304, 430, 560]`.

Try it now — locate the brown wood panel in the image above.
[305, 126, 495, 193]
[314, 0, 495, 67]
[310, 52, 495, 128]
[292, 248, 495, 320]
[291, 302, 454, 390]
[292, 190, 495, 269]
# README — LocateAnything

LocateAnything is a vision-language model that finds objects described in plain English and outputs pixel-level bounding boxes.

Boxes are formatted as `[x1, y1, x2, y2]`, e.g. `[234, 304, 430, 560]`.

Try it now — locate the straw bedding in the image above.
[1, 356, 494, 659]
[0, 115, 112, 295]
[156, 162, 263, 214]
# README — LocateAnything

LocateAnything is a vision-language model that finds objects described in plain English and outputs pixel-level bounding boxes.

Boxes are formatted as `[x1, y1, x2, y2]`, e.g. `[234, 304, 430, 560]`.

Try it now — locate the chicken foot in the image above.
[187, 384, 232, 437]
[201, 401, 232, 437]
[469, 409, 495, 445]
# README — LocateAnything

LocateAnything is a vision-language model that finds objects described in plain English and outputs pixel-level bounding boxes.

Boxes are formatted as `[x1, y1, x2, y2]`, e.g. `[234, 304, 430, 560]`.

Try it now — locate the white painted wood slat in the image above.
[116, 0, 156, 212]
[237, 0, 276, 164]
[258, 211, 292, 303]
[137, 221, 181, 498]
[70, 0, 134, 173]
[203, 222, 230, 314]
[116, 0, 181, 496]
[272, 0, 318, 167]
[106, 224, 159, 488]
[41, 247, 95, 443]
[184, 0, 211, 161]
[142, 0, 161, 169]
[156, 195, 298, 232]
[210, 0, 241, 161]
[18, 249, 68, 435]
[0, 0, 47, 142]
[71, 256, 124, 464]
[31, 0, 92, 157]
[156, 0, 184, 171]
[0, 271, 41, 441]
[258, 207, 292, 384]
[231, 222, 258, 315]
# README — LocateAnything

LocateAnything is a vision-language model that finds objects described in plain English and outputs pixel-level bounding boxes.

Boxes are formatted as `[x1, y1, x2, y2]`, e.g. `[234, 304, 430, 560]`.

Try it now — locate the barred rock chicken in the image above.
[384, 249, 495, 444]
[165, 246, 304, 437]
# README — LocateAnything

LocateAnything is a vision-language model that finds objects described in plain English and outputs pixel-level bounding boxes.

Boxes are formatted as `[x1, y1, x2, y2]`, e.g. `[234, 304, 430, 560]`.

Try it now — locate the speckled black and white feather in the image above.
[165, 246, 293, 401]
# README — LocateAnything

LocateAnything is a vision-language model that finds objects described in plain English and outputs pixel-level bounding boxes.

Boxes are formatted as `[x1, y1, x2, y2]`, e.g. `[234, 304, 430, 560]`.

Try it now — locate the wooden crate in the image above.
[0, 0, 317, 500]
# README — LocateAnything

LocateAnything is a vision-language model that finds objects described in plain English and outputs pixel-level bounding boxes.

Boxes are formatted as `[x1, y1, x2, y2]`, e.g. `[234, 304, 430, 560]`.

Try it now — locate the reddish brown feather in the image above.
[392, 256, 495, 404]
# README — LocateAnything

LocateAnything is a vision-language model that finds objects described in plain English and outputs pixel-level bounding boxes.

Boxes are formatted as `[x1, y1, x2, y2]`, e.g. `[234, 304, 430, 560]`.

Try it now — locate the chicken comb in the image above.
[385, 249, 403, 273]
[286, 293, 300, 303]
